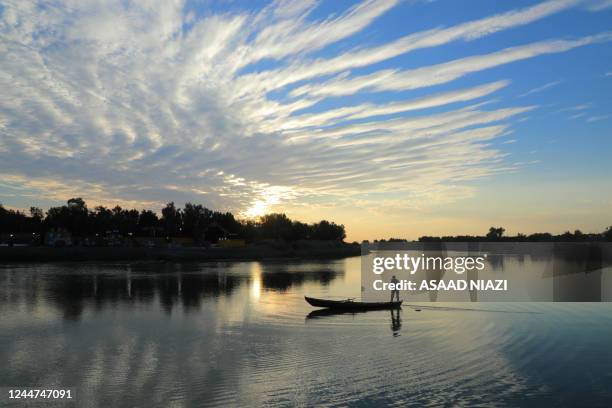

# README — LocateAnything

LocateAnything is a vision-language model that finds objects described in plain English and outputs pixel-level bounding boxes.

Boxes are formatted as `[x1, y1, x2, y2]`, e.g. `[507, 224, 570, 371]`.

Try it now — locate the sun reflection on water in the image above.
[250, 263, 262, 300]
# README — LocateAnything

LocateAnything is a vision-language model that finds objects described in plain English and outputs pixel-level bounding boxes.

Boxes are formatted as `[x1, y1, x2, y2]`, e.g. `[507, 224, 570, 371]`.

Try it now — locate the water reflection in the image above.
[2, 259, 612, 407]
[305, 308, 369, 319]
[261, 270, 335, 291]
[390, 308, 402, 336]
[0, 261, 341, 320]
[363, 242, 612, 302]
[306, 307, 404, 337]
[250, 263, 262, 300]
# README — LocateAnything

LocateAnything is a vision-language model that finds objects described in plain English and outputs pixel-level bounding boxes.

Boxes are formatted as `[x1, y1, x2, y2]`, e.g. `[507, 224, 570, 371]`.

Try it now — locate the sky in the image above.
[0, 0, 611, 241]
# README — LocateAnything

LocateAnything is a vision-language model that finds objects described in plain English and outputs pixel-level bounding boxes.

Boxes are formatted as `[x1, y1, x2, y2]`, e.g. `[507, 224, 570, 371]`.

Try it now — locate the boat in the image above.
[304, 296, 402, 310]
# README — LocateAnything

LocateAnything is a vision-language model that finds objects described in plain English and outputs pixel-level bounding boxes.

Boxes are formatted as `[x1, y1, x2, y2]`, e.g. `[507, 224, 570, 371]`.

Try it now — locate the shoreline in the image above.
[0, 241, 361, 263]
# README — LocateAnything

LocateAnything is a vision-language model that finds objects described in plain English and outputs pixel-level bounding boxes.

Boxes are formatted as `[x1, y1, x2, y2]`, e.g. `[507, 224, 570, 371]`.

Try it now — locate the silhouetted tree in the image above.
[240, 219, 261, 242]
[260, 213, 293, 240]
[182, 203, 212, 239]
[161, 202, 182, 237]
[5, 198, 608, 245]
[116, 207, 139, 235]
[92, 206, 112, 233]
[212, 211, 241, 234]
[312, 220, 346, 241]
[46, 198, 90, 238]
[573, 229, 584, 241]
[30, 207, 43, 220]
[138, 210, 159, 233]
[527, 232, 553, 241]
[291, 221, 311, 240]
[0, 204, 31, 234]
[604, 226, 612, 242]
[486, 227, 505, 240]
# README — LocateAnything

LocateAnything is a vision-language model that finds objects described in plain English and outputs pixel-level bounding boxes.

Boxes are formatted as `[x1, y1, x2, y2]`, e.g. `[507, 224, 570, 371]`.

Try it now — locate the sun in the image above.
[241, 186, 296, 219]
[244, 200, 269, 218]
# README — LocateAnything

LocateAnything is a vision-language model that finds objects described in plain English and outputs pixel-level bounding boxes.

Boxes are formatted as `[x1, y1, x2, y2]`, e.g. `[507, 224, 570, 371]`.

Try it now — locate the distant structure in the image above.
[202, 222, 245, 247]
[0, 232, 40, 246]
[45, 228, 73, 246]
[202, 221, 230, 243]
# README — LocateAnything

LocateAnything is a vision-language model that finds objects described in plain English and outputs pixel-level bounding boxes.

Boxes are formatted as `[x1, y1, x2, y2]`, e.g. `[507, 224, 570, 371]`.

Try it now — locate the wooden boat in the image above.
[305, 296, 402, 310]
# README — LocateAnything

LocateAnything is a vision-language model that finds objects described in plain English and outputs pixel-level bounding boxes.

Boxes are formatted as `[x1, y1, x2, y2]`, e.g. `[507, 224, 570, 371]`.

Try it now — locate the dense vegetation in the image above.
[368, 227, 612, 243]
[416, 226, 612, 242]
[0, 198, 346, 243]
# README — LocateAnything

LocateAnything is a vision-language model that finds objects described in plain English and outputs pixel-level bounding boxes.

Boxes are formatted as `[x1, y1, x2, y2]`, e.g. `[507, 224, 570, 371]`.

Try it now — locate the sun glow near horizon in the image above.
[241, 186, 297, 219]
[243, 200, 269, 219]
[1, 0, 611, 239]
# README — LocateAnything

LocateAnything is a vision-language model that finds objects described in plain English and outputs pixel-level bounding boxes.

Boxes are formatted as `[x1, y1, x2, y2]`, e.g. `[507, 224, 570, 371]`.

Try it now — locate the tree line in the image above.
[0, 198, 346, 243]
[417, 226, 612, 242]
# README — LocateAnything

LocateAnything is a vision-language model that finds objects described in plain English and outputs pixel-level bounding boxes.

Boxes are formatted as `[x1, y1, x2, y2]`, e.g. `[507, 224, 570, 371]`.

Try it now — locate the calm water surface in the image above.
[1, 257, 612, 407]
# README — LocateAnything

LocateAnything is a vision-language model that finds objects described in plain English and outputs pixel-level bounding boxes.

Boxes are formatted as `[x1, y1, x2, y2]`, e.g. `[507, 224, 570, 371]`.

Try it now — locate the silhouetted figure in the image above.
[390, 275, 400, 302]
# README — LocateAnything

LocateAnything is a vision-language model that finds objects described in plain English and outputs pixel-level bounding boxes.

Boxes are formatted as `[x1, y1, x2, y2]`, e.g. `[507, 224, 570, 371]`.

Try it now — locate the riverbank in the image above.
[0, 240, 361, 263]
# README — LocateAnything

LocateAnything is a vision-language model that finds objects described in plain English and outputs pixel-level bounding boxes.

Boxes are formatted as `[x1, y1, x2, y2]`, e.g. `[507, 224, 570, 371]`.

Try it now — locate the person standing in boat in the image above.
[390, 275, 400, 302]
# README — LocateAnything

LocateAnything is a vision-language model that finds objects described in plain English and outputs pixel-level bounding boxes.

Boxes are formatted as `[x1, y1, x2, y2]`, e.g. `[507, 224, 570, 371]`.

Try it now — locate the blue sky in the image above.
[0, 0, 611, 240]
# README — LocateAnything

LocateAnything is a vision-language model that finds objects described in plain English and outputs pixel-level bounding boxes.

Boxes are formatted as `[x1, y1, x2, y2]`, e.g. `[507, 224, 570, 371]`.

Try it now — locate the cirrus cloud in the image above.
[0, 0, 609, 219]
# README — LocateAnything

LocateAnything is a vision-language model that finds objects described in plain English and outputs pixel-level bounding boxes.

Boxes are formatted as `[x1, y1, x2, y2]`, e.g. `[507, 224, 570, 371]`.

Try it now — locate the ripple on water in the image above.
[215, 300, 612, 407]
[2, 262, 612, 407]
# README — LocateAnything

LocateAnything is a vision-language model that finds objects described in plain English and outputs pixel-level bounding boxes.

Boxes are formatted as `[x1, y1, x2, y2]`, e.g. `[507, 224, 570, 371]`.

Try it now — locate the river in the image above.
[1, 257, 611, 407]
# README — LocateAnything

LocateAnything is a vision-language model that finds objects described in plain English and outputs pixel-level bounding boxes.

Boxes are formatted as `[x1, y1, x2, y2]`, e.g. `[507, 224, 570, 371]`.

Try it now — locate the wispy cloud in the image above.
[270, 81, 509, 131]
[586, 114, 612, 122]
[238, 0, 583, 96]
[290, 34, 612, 98]
[570, 112, 588, 119]
[245, 0, 398, 64]
[519, 80, 564, 97]
[0, 0, 609, 219]
[585, 0, 612, 11]
[560, 103, 591, 112]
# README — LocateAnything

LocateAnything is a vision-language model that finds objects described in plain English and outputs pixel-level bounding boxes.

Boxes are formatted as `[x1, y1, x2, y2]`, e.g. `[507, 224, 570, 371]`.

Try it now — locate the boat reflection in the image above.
[306, 307, 403, 336]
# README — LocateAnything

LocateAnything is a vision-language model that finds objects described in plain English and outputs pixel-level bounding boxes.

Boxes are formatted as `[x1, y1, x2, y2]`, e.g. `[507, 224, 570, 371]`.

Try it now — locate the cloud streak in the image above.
[290, 34, 612, 98]
[238, 0, 583, 96]
[0, 0, 609, 221]
[518, 80, 564, 97]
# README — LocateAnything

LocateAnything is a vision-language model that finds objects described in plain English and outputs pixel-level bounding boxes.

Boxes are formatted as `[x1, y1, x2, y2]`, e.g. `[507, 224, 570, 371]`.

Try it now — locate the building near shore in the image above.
[45, 229, 73, 247]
